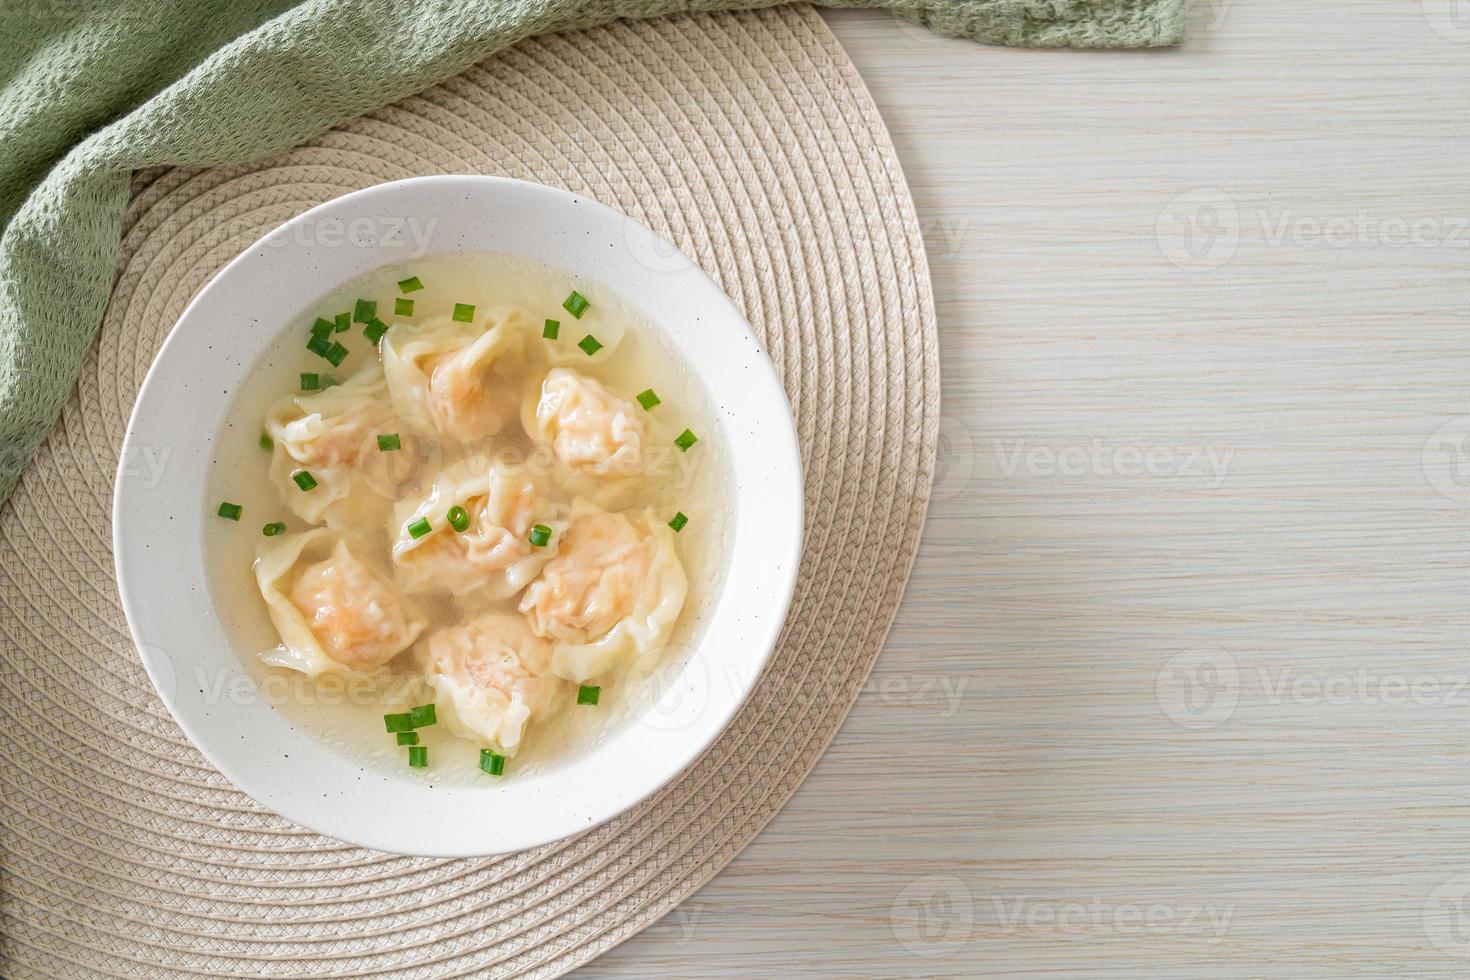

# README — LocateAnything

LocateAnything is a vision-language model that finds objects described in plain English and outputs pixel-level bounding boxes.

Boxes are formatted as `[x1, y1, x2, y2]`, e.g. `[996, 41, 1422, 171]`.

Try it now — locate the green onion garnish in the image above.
[334, 312, 351, 333]
[480, 748, 506, 776]
[407, 517, 431, 539]
[674, 429, 698, 452]
[258, 432, 273, 451]
[407, 745, 428, 768]
[396, 731, 419, 746]
[300, 372, 320, 391]
[262, 521, 286, 536]
[447, 505, 470, 532]
[398, 276, 423, 293]
[577, 335, 603, 357]
[563, 291, 590, 318]
[409, 703, 437, 727]
[311, 317, 335, 337]
[292, 470, 318, 492]
[377, 433, 401, 452]
[528, 524, 552, 548]
[577, 684, 601, 706]
[217, 502, 242, 521]
[306, 334, 332, 357]
[452, 303, 475, 323]
[383, 712, 414, 733]
[363, 317, 389, 344]
[543, 318, 560, 339]
[668, 512, 689, 533]
[636, 388, 660, 410]
[323, 341, 348, 367]
[353, 299, 376, 323]
[394, 298, 414, 317]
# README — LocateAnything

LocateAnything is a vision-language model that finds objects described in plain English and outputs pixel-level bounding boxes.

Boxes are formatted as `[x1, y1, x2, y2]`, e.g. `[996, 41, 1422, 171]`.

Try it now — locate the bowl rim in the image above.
[112, 175, 803, 856]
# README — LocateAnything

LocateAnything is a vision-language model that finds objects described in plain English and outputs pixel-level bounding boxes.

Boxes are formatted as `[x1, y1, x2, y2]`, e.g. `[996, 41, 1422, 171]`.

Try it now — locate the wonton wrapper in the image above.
[264, 366, 395, 527]
[390, 459, 570, 599]
[382, 311, 524, 445]
[420, 612, 562, 755]
[522, 367, 647, 479]
[255, 528, 426, 677]
[519, 499, 687, 683]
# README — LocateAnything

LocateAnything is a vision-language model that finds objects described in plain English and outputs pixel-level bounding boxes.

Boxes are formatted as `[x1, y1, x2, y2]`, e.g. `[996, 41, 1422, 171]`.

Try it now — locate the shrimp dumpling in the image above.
[265, 367, 394, 527]
[519, 500, 687, 683]
[525, 367, 647, 478]
[391, 460, 570, 598]
[383, 312, 523, 443]
[420, 613, 561, 755]
[256, 529, 425, 676]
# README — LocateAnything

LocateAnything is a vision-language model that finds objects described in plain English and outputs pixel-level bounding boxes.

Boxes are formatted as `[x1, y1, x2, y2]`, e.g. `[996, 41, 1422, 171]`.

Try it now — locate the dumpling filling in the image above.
[529, 367, 645, 476]
[421, 613, 560, 754]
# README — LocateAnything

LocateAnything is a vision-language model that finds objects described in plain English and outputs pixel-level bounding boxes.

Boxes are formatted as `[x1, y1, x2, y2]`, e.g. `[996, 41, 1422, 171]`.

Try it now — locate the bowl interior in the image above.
[113, 176, 802, 856]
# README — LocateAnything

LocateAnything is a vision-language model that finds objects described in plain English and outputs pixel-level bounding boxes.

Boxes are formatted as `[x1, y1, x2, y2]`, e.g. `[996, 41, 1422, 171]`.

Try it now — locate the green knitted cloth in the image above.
[0, 0, 1186, 502]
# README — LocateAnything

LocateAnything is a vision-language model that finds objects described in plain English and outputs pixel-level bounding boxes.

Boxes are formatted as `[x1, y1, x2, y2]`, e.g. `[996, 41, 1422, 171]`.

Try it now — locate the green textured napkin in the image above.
[0, 0, 1186, 502]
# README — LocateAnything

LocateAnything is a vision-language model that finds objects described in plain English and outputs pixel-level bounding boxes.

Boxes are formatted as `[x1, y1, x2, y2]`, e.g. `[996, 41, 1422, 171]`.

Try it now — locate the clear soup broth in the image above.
[205, 252, 728, 783]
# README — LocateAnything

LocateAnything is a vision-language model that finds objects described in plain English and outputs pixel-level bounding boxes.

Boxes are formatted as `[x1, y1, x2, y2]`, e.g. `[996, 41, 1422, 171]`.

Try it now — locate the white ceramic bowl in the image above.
[113, 176, 802, 857]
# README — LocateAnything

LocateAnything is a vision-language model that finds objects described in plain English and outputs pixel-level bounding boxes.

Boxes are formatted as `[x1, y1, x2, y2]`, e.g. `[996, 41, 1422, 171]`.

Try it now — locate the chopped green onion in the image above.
[409, 703, 437, 727]
[407, 745, 428, 768]
[562, 290, 590, 318]
[396, 731, 419, 746]
[262, 521, 286, 536]
[321, 374, 340, 389]
[217, 501, 242, 521]
[258, 431, 273, 451]
[353, 299, 376, 323]
[577, 335, 603, 357]
[311, 317, 335, 337]
[334, 312, 351, 333]
[397, 276, 423, 293]
[306, 334, 332, 357]
[528, 524, 552, 548]
[292, 470, 318, 492]
[674, 429, 698, 452]
[394, 298, 414, 317]
[323, 341, 348, 367]
[447, 505, 470, 532]
[636, 388, 660, 410]
[377, 433, 401, 452]
[577, 684, 601, 706]
[452, 303, 475, 322]
[364, 317, 389, 344]
[480, 748, 505, 776]
[383, 712, 414, 733]
[668, 511, 689, 533]
[407, 517, 431, 539]
[542, 318, 560, 340]
[300, 372, 320, 391]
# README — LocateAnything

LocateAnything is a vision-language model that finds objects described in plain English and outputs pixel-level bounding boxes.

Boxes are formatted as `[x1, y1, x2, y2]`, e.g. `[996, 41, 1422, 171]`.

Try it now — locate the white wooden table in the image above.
[583, 3, 1470, 975]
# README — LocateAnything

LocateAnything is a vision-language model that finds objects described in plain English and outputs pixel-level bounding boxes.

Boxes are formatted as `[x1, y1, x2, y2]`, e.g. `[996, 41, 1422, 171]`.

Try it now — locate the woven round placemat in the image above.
[0, 7, 937, 977]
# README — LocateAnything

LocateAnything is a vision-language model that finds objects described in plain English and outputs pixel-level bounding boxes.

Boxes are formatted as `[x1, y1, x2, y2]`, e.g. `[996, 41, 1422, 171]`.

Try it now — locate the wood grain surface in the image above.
[581, 2, 1470, 975]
